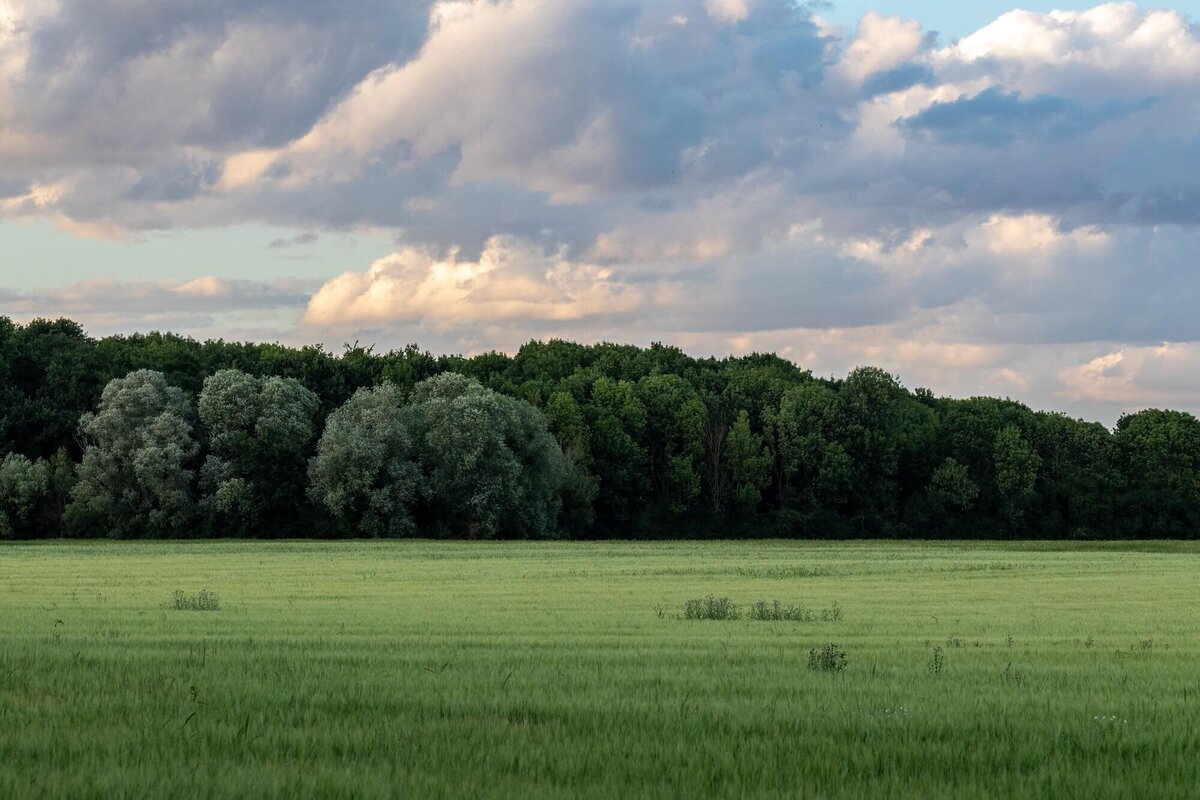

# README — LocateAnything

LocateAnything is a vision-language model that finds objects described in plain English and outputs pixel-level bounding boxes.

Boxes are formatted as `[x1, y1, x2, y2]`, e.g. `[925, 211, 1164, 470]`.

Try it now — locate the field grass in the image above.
[2, 540, 1199, 799]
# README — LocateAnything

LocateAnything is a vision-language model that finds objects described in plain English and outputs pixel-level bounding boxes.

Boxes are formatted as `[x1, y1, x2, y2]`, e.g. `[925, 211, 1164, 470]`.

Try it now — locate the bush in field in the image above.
[199, 369, 319, 535]
[408, 373, 567, 538]
[65, 370, 198, 538]
[750, 599, 840, 622]
[683, 595, 742, 620]
[808, 643, 848, 672]
[171, 589, 220, 611]
[308, 383, 424, 537]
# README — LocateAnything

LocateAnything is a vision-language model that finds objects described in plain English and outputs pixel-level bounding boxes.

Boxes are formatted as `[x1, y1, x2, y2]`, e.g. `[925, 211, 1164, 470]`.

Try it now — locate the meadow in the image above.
[1, 540, 1198, 799]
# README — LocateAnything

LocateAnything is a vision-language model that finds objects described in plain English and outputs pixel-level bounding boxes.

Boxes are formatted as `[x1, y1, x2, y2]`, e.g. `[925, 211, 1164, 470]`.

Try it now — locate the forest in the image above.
[1, 316, 1197, 540]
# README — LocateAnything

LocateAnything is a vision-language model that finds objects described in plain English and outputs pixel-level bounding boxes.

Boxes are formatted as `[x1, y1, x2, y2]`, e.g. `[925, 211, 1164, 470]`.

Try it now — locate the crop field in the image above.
[2, 540, 1199, 799]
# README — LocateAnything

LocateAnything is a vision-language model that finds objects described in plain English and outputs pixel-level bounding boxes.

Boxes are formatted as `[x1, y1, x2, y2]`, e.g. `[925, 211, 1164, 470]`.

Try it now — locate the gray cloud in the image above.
[268, 231, 320, 249]
[904, 88, 1156, 147]
[0, 276, 312, 321]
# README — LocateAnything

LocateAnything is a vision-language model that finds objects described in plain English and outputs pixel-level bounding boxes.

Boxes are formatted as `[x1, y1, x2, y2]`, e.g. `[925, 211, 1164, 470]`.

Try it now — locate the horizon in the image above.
[3, 1, 1200, 425]
[4, 313, 1148, 428]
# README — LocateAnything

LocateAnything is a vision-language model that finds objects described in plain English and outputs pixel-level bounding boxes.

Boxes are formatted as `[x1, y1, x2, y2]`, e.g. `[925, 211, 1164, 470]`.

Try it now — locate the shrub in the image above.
[808, 643, 848, 672]
[682, 595, 742, 620]
[820, 601, 844, 622]
[749, 600, 808, 621]
[748, 600, 843, 622]
[171, 590, 220, 611]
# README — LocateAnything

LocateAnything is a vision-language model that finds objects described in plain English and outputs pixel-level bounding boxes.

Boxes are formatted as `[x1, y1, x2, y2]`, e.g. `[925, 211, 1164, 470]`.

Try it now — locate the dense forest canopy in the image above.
[1, 316, 1198, 540]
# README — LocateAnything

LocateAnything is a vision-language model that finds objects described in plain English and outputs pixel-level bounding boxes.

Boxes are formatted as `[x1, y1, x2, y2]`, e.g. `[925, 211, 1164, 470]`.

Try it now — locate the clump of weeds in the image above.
[808, 643, 848, 673]
[1117, 638, 1157, 658]
[929, 645, 945, 675]
[748, 600, 844, 622]
[682, 596, 742, 620]
[170, 590, 221, 612]
[674, 597, 843, 622]
[820, 601, 844, 622]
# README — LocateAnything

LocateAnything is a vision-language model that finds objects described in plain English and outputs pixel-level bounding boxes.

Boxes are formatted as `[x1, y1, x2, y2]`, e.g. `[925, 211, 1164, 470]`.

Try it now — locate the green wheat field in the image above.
[2, 540, 1199, 798]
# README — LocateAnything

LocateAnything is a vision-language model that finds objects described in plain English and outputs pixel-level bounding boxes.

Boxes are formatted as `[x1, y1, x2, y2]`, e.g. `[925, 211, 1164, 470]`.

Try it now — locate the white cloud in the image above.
[833, 12, 925, 86]
[705, 0, 751, 25]
[951, 4, 1200, 87]
[1056, 343, 1200, 410]
[303, 235, 660, 327]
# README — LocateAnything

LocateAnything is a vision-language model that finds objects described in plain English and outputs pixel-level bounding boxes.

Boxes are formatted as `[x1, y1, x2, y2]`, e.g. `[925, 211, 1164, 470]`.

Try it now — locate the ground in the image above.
[1, 540, 1198, 798]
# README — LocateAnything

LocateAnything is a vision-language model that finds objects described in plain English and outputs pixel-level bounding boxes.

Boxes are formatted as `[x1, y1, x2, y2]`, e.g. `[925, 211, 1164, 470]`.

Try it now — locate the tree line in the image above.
[1, 316, 1198, 539]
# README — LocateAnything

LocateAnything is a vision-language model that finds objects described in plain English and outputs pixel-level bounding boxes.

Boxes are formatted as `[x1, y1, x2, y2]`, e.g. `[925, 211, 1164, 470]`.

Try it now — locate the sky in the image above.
[2, 1, 1200, 425]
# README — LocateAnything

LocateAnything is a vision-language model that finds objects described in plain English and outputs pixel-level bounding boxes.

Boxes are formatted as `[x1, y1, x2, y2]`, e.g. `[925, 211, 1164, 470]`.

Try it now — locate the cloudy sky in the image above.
[3, 1, 1200, 423]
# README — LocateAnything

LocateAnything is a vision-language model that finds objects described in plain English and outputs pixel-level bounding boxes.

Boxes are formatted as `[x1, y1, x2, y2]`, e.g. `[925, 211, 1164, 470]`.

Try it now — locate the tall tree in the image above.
[408, 373, 567, 538]
[198, 369, 320, 535]
[309, 383, 424, 537]
[635, 375, 707, 515]
[725, 410, 771, 510]
[994, 426, 1042, 533]
[1116, 409, 1200, 538]
[65, 370, 198, 538]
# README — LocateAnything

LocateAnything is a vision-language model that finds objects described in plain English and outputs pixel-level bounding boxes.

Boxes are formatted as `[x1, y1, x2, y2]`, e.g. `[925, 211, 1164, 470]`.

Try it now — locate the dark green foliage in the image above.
[807, 643, 848, 672]
[682, 596, 742, 620]
[2, 315, 1200, 538]
[308, 383, 423, 538]
[725, 410, 771, 509]
[65, 370, 199, 538]
[748, 600, 843, 622]
[1, 319, 112, 460]
[1115, 409, 1200, 537]
[0, 453, 52, 538]
[930, 458, 979, 512]
[407, 373, 567, 539]
[170, 589, 220, 611]
[199, 369, 320, 536]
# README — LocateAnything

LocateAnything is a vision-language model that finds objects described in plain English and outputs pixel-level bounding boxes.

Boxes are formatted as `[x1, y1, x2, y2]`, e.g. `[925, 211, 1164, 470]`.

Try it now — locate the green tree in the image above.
[308, 383, 424, 537]
[837, 367, 908, 533]
[408, 373, 567, 538]
[5, 318, 112, 459]
[774, 383, 851, 513]
[1034, 413, 1119, 538]
[929, 457, 979, 512]
[725, 410, 771, 509]
[65, 370, 198, 538]
[635, 375, 707, 514]
[0, 454, 50, 538]
[198, 369, 320, 535]
[585, 378, 650, 532]
[994, 425, 1041, 531]
[544, 391, 598, 534]
[1116, 409, 1200, 537]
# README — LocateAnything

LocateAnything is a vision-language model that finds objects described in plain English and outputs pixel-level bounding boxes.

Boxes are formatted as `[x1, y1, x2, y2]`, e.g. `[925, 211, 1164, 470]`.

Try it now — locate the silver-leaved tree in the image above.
[66, 370, 198, 538]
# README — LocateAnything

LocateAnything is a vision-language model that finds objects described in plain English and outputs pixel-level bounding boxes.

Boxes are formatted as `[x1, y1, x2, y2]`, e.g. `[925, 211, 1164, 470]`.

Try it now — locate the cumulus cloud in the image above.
[1057, 344, 1200, 408]
[304, 236, 663, 327]
[833, 12, 928, 87]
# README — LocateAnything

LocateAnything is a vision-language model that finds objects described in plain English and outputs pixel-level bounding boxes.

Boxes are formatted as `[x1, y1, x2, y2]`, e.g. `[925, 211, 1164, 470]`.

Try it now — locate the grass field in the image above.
[2, 540, 1199, 799]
